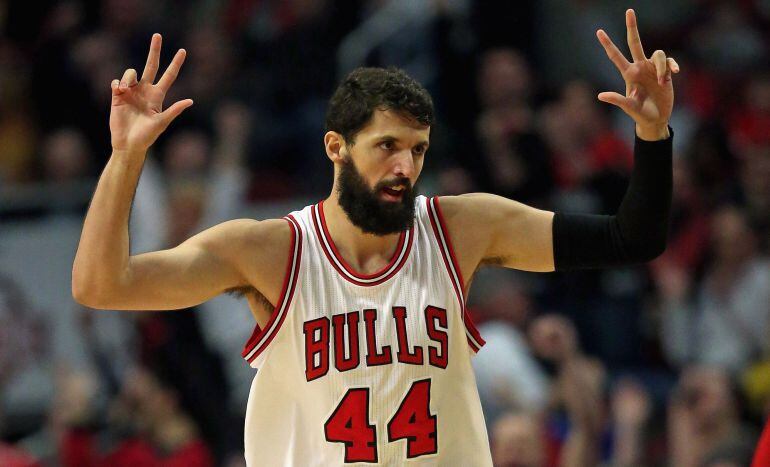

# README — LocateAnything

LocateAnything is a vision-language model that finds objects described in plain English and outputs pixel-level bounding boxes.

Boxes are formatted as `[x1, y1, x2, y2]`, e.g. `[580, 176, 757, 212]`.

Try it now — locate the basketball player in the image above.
[73, 9, 677, 466]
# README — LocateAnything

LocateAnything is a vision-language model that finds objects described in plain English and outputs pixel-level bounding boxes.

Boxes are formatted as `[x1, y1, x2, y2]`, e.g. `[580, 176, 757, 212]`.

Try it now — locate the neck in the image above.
[323, 190, 404, 275]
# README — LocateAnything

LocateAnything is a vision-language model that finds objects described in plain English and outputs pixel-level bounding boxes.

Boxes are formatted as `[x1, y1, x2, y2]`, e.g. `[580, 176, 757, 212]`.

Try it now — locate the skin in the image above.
[72, 10, 677, 329]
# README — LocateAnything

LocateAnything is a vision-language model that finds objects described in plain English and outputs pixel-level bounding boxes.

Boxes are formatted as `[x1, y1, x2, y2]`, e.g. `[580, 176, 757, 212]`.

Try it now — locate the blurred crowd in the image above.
[1, 0, 769, 466]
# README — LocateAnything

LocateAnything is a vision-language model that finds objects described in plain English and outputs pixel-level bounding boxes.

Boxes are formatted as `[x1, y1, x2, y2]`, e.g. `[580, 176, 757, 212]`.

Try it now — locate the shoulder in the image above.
[428, 194, 504, 274]
[206, 218, 298, 303]
[435, 193, 531, 228]
[434, 193, 555, 272]
[197, 218, 294, 266]
[199, 218, 291, 245]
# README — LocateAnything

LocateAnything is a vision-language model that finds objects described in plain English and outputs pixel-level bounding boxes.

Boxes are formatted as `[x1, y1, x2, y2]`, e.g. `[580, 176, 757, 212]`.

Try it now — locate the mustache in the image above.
[375, 177, 412, 191]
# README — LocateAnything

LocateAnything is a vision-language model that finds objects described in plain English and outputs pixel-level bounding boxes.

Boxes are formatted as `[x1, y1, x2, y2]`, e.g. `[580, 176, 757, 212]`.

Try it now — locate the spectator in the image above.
[491, 412, 546, 467]
[668, 366, 757, 467]
[1, 1, 769, 464]
[473, 48, 554, 206]
[529, 314, 606, 467]
[472, 272, 549, 428]
[608, 377, 653, 467]
[40, 128, 92, 184]
[127, 101, 256, 461]
[59, 366, 214, 467]
[660, 205, 770, 372]
[0, 275, 51, 444]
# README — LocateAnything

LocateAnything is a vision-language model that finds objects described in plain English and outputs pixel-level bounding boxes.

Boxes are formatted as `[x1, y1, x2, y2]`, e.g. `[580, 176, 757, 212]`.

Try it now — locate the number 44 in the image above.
[324, 379, 437, 463]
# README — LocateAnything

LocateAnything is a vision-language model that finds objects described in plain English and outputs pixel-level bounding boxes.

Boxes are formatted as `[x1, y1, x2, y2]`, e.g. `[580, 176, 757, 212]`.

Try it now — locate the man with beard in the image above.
[73, 10, 677, 466]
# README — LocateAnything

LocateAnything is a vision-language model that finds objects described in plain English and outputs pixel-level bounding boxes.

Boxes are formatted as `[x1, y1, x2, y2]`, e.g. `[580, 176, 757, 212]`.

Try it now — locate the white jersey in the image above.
[241, 195, 491, 466]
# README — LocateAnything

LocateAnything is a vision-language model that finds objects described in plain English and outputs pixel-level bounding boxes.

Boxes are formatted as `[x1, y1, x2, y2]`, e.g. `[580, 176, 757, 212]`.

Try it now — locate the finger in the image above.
[111, 79, 123, 95]
[119, 68, 138, 90]
[597, 91, 633, 113]
[596, 29, 629, 73]
[652, 50, 667, 85]
[141, 33, 162, 83]
[667, 57, 680, 73]
[626, 9, 646, 61]
[156, 49, 186, 93]
[159, 99, 194, 126]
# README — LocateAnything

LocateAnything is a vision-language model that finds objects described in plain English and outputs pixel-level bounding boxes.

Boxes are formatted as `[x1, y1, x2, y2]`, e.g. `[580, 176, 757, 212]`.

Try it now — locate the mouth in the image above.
[380, 185, 405, 202]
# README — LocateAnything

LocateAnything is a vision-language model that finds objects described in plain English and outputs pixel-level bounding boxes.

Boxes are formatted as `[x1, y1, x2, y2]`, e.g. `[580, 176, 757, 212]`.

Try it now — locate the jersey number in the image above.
[324, 379, 437, 463]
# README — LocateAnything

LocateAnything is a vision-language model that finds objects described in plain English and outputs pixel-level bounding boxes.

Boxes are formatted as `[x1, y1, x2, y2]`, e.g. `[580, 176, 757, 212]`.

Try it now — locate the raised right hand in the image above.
[110, 33, 193, 152]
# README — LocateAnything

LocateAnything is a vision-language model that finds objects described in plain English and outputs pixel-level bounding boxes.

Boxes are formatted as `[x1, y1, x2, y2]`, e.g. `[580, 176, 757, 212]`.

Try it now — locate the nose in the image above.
[392, 150, 415, 179]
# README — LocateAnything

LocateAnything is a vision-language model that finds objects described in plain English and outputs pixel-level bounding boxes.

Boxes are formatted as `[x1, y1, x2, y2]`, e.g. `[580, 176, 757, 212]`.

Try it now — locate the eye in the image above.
[413, 145, 427, 156]
[379, 141, 395, 151]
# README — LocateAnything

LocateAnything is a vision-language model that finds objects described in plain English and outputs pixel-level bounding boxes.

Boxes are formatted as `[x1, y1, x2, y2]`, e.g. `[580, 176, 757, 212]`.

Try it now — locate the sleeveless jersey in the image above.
[241, 195, 491, 466]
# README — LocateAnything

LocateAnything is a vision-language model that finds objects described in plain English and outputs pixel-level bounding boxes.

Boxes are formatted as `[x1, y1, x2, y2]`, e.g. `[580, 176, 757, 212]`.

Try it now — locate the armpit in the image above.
[225, 286, 275, 326]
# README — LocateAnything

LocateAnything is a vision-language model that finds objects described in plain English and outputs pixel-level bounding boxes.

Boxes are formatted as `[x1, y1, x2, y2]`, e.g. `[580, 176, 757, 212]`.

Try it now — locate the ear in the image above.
[324, 131, 346, 163]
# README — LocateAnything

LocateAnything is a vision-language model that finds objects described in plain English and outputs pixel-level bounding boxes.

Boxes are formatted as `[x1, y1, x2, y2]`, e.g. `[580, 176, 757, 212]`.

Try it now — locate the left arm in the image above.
[440, 9, 677, 286]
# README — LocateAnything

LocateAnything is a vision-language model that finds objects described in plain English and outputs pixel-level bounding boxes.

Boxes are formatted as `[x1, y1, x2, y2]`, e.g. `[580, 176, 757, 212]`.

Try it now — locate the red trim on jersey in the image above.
[318, 200, 406, 279]
[332, 312, 361, 372]
[427, 199, 464, 309]
[311, 202, 414, 287]
[431, 197, 466, 289]
[752, 418, 770, 467]
[393, 306, 425, 365]
[363, 309, 393, 366]
[242, 215, 303, 364]
[428, 197, 485, 352]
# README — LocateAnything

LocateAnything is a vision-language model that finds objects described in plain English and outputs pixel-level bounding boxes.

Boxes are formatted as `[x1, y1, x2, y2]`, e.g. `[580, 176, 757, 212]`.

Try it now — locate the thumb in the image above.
[160, 99, 194, 126]
[597, 91, 632, 113]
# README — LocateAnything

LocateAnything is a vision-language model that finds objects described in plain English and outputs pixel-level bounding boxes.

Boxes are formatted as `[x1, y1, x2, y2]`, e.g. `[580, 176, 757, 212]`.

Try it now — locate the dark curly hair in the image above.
[325, 67, 434, 144]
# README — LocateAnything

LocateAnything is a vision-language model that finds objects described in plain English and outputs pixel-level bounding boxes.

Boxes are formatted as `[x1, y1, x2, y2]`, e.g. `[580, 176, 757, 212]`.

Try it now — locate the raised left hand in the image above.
[596, 9, 678, 140]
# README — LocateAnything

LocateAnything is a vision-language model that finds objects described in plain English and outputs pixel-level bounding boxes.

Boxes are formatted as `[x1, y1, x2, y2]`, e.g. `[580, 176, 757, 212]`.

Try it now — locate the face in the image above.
[478, 49, 531, 107]
[491, 413, 544, 467]
[330, 110, 429, 235]
[528, 314, 578, 363]
[711, 207, 755, 263]
[679, 367, 734, 431]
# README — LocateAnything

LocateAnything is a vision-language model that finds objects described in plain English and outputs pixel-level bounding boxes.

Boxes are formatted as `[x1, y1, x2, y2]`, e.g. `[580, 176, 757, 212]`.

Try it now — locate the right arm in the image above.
[71, 34, 288, 312]
[73, 177, 254, 311]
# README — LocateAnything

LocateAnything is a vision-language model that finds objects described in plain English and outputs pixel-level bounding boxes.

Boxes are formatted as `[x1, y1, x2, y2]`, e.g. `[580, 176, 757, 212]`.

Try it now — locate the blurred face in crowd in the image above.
[168, 181, 205, 245]
[332, 109, 429, 235]
[528, 314, 579, 363]
[478, 49, 532, 108]
[679, 367, 736, 432]
[710, 206, 756, 264]
[562, 80, 603, 136]
[103, 0, 148, 32]
[491, 413, 544, 467]
[164, 130, 210, 177]
[738, 144, 770, 210]
[484, 279, 532, 326]
[123, 368, 177, 427]
[746, 75, 770, 112]
[42, 129, 91, 182]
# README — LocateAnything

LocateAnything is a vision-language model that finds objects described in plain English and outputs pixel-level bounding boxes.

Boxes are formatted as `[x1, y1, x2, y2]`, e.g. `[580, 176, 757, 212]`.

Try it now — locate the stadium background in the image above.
[1, 0, 769, 465]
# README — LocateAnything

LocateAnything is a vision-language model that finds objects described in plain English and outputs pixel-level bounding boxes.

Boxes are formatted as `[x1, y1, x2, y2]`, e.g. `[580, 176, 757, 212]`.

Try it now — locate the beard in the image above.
[337, 157, 417, 235]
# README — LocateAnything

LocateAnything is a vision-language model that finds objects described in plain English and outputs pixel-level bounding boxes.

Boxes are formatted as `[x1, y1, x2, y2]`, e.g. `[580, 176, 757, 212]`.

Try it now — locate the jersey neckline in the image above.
[311, 201, 414, 286]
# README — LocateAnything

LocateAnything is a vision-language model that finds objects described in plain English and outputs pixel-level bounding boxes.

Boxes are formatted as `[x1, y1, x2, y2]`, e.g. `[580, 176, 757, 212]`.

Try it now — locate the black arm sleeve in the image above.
[552, 129, 673, 271]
